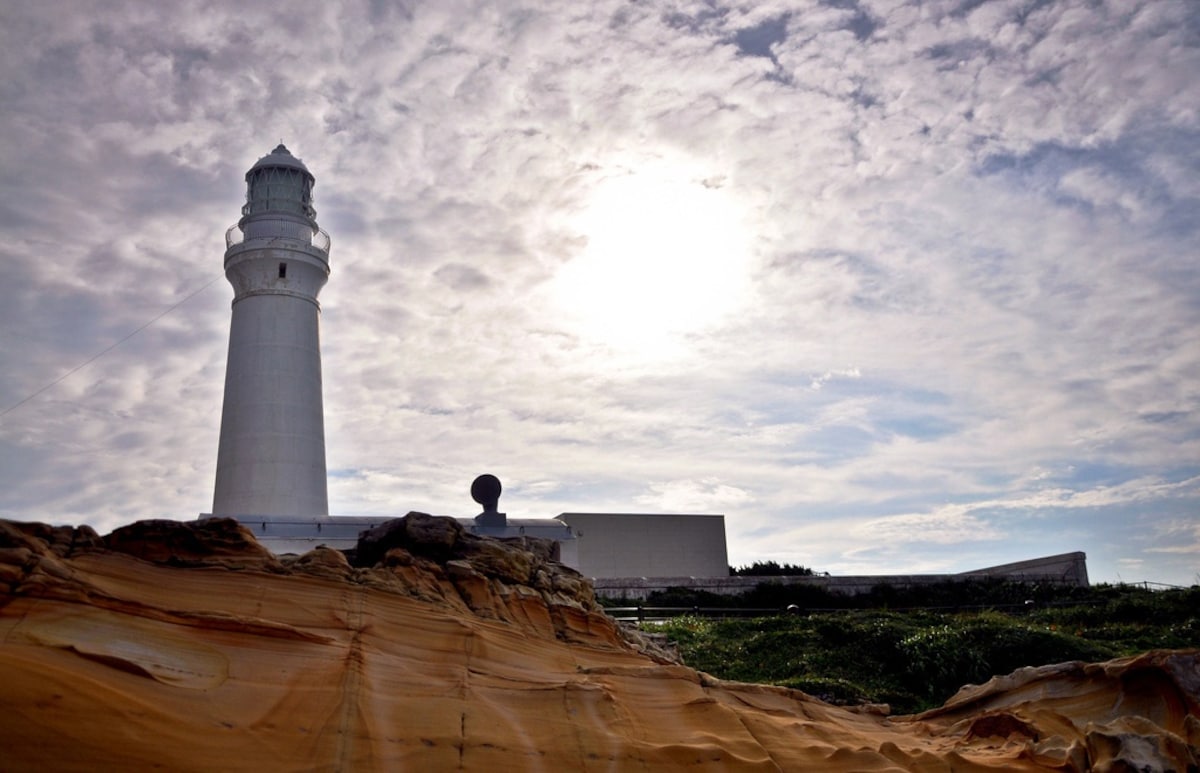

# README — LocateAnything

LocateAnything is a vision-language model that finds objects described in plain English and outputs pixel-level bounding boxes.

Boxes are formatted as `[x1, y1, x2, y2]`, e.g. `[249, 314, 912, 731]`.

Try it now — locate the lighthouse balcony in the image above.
[226, 220, 331, 256]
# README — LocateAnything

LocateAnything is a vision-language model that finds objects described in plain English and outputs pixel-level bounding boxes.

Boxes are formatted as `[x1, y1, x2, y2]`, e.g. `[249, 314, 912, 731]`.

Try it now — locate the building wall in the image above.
[557, 513, 728, 579]
[959, 552, 1089, 585]
[592, 552, 1090, 599]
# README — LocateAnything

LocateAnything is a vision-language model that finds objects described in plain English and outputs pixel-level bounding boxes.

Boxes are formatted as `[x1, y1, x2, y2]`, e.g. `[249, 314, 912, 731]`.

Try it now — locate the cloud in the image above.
[1143, 519, 1200, 557]
[433, 263, 492, 292]
[855, 475, 1200, 545]
[635, 478, 755, 513]
[0, 0, 1196, 586]
[855, 505, 1005, 546]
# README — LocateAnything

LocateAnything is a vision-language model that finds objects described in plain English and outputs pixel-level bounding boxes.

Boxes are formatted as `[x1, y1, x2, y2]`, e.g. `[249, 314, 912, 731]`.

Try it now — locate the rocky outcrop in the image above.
[0, 516, 1197, 771]
[350, 513, 626, 651]
[914, 650, 1200, 770]
[0, 513, 646, 658]
[104, 517, 283, 570]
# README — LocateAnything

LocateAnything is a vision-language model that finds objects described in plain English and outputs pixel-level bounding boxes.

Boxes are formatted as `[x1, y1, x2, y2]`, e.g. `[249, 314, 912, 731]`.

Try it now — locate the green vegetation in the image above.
[729, 560, 816, 576]
[599, 576, 1103, 611]
[640, 583, 1200, 714]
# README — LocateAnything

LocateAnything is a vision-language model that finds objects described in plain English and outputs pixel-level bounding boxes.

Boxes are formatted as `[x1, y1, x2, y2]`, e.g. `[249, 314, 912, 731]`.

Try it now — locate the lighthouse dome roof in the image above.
[248, 143, 312, 177]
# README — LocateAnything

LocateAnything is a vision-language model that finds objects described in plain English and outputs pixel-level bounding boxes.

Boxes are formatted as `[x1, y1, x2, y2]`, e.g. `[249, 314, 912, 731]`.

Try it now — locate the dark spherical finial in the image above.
[471, 474, 502, 512]
[472, 474, 506, 528]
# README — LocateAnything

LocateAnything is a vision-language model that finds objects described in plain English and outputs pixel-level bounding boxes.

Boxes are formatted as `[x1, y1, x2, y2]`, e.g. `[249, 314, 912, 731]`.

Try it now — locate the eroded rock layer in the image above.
[1, 516, 1196, 771]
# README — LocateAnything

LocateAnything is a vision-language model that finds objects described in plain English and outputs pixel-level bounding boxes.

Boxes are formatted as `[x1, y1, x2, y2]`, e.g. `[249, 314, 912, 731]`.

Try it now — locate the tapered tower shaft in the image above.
[212, 144, 331, 516]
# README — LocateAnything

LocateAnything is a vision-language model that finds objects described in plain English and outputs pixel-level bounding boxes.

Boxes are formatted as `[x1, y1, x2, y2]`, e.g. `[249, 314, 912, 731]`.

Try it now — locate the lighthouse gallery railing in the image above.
[226, 219, 331, 255]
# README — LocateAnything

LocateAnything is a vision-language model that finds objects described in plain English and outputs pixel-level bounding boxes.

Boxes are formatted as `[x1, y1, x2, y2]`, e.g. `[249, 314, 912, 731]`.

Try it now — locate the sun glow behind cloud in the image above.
[549, 156, 754, 360]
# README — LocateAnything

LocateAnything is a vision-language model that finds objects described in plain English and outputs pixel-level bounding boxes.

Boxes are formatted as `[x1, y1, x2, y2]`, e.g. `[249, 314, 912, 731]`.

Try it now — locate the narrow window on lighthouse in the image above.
[278, 263, 287, 278]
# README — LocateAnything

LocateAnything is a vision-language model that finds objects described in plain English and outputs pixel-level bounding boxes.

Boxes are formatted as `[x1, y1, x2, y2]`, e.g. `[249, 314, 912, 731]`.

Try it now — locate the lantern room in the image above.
[240, 143, 317, 224]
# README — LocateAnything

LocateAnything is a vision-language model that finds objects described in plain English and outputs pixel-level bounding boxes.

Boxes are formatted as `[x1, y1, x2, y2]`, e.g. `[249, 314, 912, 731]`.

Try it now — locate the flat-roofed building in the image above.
[557, 513, 728, 579]
[216, 513, 577, 565]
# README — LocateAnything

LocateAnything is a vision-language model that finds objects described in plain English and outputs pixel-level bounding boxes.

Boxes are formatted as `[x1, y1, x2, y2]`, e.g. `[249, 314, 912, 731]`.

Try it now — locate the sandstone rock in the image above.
[0, 521, 101, 557]
[103, 518, 282, 571]
[405, 511, 462, 554]
[454, 533, 534, 584]
[531, 567, 553, 592]
[617, 622, 682, 664]
[352, 513, 603, 628]
[548, 567, 594, 606]
[497, 534, 559, 563]
[446, 560, 498, 617]
[352, 517, 407, 567]
[0, 547, 34, 589]
[1, 516, 1197, 771]
[1085, 714, 1198, 771]
[0, 522, 42, 554]
[963, 711, 1041, 741]
[354, 512, 464, 567]
[291, 546, 353, 580]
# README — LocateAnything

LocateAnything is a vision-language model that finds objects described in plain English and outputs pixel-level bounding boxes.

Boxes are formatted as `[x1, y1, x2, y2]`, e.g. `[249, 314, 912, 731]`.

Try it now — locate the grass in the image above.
[641, 583, 1200, 714]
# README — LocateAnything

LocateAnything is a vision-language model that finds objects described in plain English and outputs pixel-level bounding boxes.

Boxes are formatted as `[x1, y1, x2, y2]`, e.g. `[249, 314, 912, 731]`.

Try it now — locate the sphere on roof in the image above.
[471, 474, 502, 510]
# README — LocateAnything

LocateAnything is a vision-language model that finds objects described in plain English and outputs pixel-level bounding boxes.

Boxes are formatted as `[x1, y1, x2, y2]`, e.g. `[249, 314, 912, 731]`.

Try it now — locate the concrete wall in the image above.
[592, 552, 1089, 600]
[557, 513, 728, 579]
[959, 552, 1089, 585]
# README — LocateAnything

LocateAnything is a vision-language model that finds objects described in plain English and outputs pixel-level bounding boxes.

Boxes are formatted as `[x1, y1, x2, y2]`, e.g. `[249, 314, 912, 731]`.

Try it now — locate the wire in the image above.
[0, 273, 225, 418]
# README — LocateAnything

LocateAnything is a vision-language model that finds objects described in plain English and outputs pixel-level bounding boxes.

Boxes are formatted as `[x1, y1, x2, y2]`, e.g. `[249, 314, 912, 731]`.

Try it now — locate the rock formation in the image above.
[1, 515, 1196, 771]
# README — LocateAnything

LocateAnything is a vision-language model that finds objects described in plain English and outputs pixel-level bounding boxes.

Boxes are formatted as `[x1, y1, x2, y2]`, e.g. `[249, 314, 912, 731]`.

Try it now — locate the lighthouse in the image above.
[212, 144, 331, 516]
[203, 148, 576, 566]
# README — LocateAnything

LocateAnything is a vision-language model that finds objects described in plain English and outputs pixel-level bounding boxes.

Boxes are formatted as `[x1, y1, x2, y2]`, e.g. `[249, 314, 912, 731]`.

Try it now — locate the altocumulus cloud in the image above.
[0, 0, 1197, 585]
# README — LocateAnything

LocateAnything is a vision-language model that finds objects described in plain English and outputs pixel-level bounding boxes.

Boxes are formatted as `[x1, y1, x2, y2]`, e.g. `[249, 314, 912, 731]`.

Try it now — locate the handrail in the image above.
[225, 220, 330, 254]
[602, 599, 1111, 623]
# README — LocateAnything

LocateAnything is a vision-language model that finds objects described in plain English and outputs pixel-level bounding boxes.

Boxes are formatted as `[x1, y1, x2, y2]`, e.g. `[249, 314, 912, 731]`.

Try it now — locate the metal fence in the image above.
[605, 606, 779, 623]
[602, 597, 1131, 624]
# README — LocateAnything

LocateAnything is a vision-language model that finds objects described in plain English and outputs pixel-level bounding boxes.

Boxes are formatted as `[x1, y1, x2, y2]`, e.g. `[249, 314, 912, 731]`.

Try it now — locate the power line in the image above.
[1, 274, 224, 418]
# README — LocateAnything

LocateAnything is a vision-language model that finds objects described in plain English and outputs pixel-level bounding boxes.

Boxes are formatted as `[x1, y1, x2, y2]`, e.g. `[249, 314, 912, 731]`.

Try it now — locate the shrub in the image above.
[731, 560, 815, 576]
[642, 582, 1198, 714]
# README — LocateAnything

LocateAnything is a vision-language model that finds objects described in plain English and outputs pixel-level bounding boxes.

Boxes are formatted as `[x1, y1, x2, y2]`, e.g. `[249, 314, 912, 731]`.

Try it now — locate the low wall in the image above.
[593, 552, 1089, 600]
[593, 574, 978, 600]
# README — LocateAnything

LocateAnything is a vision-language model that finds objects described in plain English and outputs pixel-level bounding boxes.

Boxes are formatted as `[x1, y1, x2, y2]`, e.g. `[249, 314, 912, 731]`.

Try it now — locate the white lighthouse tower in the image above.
[212, 144, 331, 516]
[204, 147, 578, 563]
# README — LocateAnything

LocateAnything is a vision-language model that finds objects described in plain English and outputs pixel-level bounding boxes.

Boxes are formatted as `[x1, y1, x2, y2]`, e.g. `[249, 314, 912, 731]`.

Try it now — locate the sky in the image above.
[1, 0, 1197, 587]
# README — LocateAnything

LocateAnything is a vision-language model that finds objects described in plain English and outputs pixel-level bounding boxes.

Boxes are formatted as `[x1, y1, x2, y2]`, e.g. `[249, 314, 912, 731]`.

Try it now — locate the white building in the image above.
[230, 511, 736, 582]
[235, 514, 578, 565]
[557, 513, 729, 578]
[212, 144, 332, 517]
